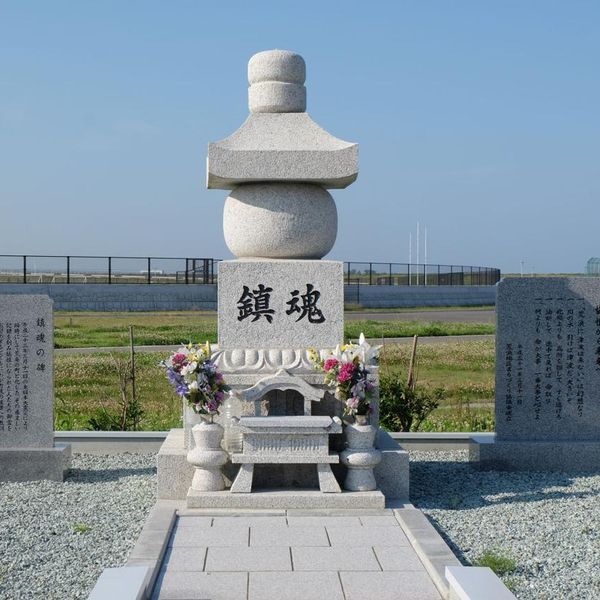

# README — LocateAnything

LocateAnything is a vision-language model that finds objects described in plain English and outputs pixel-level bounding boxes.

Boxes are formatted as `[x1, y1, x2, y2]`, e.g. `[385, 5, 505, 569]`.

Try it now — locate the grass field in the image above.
[53, 311, 495, 348]
[54, 340, 496, 432]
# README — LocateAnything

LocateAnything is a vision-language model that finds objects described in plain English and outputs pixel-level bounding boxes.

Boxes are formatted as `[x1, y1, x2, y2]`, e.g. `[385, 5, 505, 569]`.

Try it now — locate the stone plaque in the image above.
[0, 295, 54, 448]
[496, 278, 600, 442]
[218, 260, 343, 350]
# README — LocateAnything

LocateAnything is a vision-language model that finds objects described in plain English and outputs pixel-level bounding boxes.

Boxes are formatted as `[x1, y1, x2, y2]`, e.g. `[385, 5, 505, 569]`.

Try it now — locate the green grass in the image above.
[53, 311, 495, 348]
[473, 549, 518, 577]
[54, 351, 180, 430]
[54, 340, 496, 432]
[380, 340, 495, 432]
[72, 522, 93, 534]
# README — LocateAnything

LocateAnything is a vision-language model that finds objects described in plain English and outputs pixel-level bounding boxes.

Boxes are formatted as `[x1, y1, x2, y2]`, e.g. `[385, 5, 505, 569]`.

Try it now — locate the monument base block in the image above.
[186, 488, 385, 509]
[0, 443, 71, 482]
[470, 435, 600, 471]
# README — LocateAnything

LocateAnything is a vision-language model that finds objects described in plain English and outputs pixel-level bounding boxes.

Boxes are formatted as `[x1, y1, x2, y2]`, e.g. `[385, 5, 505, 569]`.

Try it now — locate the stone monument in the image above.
[156, 50, 409, 505]
[0, 295, 71, 481]
[471, 278, 600, 470]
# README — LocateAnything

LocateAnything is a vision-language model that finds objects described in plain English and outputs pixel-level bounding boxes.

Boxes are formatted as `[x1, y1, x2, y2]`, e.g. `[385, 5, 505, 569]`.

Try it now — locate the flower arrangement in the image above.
[310, 333, 380, 417]
[160, 342, 229, 415]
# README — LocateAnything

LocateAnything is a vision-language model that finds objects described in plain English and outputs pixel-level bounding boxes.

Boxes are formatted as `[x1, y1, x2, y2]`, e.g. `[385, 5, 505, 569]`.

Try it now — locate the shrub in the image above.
[379, 374, 444, 432]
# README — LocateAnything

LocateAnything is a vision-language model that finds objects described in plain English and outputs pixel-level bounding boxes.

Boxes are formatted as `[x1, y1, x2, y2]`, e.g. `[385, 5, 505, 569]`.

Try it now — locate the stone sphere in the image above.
[223, 183, 337, 259]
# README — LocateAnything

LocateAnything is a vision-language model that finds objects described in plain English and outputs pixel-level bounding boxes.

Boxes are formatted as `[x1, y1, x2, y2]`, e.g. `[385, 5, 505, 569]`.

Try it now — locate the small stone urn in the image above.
[186, 415, 228, 492]
[340, 415, 382, 491]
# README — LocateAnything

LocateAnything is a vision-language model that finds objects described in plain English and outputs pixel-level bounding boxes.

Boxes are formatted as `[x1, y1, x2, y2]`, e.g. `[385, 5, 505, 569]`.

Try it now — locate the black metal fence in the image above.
[345, 262, 501, 286]
[0, 255, 217, 285]
[0, 255, 500, 286]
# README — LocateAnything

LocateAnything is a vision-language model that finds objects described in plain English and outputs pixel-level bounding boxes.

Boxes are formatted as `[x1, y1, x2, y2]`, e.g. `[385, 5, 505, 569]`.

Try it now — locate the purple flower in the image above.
[175, 383, 189, 397]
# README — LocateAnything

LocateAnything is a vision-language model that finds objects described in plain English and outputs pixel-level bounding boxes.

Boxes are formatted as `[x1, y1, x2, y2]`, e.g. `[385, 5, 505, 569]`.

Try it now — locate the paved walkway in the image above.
[151, 512, 442, 600]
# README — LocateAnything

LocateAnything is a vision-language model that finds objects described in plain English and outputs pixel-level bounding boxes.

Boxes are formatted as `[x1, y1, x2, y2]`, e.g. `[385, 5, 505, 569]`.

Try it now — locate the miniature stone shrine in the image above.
[156, 50, 408, 507]
[471, 278, 600, 470]
[0, 295, 71, 481]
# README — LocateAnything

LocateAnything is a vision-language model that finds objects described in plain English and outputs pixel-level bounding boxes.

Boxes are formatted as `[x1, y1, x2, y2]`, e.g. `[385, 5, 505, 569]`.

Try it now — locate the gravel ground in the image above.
[0, 453, 156, 600]
[1, 451, 598, 599]
[410, 450, 600, 600]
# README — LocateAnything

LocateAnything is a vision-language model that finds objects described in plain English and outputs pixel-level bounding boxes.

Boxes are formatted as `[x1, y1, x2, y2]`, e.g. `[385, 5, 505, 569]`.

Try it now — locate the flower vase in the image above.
[186, 415, 228, 492]
[340, 415, 382, 491]
[183, 400, 204, 449]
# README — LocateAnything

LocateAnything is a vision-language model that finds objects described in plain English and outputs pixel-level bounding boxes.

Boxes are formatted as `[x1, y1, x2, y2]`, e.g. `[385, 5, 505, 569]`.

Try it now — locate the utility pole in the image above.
[416, 221, 420, 285]
[424, 227, 428, 285]
[409, 232, 412, 286]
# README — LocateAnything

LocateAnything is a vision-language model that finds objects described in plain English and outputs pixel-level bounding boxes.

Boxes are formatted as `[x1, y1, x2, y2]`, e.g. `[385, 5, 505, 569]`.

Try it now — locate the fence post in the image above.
[369, 263, 372, 286]
[389, 263, 392, 285]
[450, 265, 453, 285]
[147, 258, 152, 284]
[66, 256, 70, 284]
[23, 255, 27, 283]
[407, 263, 411, 286]
[108, 257, 112, 284]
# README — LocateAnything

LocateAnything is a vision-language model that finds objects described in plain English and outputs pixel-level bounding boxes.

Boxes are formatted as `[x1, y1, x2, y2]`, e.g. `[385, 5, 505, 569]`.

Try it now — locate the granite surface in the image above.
[223, 183, 337, 259]
[218, 260, 343, 350]
[495, 278, 600, 442]
[0, 294, 54, 448]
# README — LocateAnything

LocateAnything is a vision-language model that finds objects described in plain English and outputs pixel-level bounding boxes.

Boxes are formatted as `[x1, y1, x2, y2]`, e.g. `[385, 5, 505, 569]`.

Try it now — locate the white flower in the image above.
[188, 381, 199, 392]
[181, 362, 197, 376]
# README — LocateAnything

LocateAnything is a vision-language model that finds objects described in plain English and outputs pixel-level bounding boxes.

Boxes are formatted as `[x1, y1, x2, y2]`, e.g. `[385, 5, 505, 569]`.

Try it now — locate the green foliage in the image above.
[53, 311, 494, 349]
[72, 522, 93, 534]
[86, 355, 144, 431]
[379, 374, 444, 432]
[473, 549, 517, 576]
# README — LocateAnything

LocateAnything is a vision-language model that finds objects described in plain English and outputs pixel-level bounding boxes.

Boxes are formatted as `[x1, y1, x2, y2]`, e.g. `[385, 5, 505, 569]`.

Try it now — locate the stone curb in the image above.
[393, 507, 461, 598]
[123, 500, 181, 598]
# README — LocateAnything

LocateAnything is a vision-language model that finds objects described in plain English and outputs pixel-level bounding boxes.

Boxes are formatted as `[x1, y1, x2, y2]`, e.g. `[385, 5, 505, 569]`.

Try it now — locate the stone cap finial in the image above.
[248, 50, 306, 113]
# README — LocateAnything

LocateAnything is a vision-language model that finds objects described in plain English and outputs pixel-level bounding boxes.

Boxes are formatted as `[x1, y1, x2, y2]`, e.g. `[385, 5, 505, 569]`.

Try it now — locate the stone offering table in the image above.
[230, 416, 342, 493]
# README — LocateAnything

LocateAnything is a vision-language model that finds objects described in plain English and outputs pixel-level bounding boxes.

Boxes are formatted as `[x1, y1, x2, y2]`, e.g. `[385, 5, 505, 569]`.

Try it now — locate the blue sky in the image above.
[1, 1, 599, 273]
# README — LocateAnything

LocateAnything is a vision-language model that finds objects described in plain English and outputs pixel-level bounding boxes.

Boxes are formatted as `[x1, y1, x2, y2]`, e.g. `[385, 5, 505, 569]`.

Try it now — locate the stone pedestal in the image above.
[218, 259, 343, 350]
[187, 421, 228, 492]
[340, 421, 382, 491]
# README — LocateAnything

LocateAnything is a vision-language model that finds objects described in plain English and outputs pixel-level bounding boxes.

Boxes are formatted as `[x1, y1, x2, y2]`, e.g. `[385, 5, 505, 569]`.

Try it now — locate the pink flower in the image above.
[171, 353, 187, 371]
[346, 397, 360, 410]
[323, 358, 339, 372]
[337, 362, 356, 383]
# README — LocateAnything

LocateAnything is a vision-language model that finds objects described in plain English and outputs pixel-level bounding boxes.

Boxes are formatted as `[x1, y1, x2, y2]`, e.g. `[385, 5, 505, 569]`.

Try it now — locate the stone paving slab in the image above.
[373, 546, 428, 571]
[152, 570, 248, 600]
[327, 525, 410, 547]
[340, 571, 441, 600]
[249, 571, 345, 600]
[250, 525, 329, 547]
[169, 524, 249, 547]
[359, 515, 400, 527]
[210, 515, 288, 528]
[286, 515, 362, 527]
[206, 546, 292, 571]
[151, 510, 445, 599]
[292, 546, 381, 571]
[162, 546, 207, 571]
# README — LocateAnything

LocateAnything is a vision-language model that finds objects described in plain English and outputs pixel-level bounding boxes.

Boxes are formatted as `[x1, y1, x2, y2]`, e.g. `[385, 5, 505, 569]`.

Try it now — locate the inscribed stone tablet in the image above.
[218, 260, 343, 350]
[0, 295, 54, 448]
[496, 278, 600, 442]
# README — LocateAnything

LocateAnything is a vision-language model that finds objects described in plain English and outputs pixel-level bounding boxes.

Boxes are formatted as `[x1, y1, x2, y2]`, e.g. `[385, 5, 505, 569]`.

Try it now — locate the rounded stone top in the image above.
[248, 50, 306, 113]
[248, 50, 306, 85]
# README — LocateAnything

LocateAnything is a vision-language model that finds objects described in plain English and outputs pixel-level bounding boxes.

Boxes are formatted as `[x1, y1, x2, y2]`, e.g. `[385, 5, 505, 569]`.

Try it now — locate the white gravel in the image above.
[0, 453, 156, 599]
[2, 451, 598, 599]
[410, 450, 600, 600]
